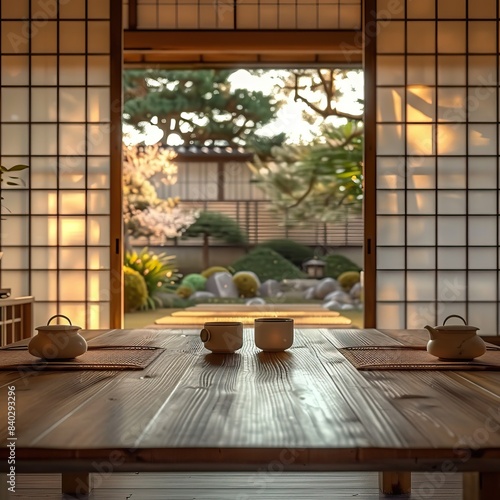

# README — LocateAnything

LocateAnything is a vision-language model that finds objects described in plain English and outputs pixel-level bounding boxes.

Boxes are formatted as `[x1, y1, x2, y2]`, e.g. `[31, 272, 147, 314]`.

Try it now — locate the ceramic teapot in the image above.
[424, 315, 486, 361]
[28, 314, 87, 360]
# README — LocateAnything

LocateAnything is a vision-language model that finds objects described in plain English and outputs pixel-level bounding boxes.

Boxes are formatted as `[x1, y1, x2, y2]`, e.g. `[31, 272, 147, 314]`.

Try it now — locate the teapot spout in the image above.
[424, 325, 438, 340]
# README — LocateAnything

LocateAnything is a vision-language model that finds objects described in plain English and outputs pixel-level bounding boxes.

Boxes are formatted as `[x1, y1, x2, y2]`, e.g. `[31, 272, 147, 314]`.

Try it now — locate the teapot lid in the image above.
[434, 314, 479, 332]
[36, 314, 81, 332]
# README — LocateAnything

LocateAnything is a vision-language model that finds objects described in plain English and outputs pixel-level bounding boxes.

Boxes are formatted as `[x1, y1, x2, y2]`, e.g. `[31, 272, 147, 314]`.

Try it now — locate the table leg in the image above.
[379, 471, 411, 495]
[463, 472, 500, 500]
[61, 473, 92, 496]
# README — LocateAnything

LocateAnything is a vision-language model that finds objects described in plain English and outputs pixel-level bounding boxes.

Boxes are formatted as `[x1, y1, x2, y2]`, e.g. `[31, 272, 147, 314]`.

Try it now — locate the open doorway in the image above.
[121, 68, 364, 329]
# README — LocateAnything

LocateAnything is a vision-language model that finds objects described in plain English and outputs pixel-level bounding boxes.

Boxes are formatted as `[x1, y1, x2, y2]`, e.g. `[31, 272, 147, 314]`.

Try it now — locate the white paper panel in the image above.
[407, 302, 437, 329]
[468, 303, 497, 336]
[377, 56, 405, 85]
[377, 0, 405, 18]
[60, 248, 86, 270]
[406, 157, 436, 189]
[469, 55, 496, 86]
[469, 0, 496, 18]
[60, 0, 86, 18]
[376, 303, 405, 329]
[59, 88, 86, 122]
[2, 124, 29, 155]
[407, 87, 435, 123]
[31, 271, 58, 301]
[31, 217, 58, 246]
[436, 124, 466, 155]
[31, 124, 57, 155]
[469, 216, 497, 246]
[437, 271, 467, 303]
[88, 158, 111, 188]
[88, 303, 111, 329]
[88, 271, 110, 301]
[407, 191, 435, 214]
[58, 303, 88, 328]
[59, 22, 86, 53]
[377, 88, 404, 123]
[406, 216, 436, 246]
[1, 247, 28, 270]
[407, 0, 433, 18]
[32, 21, 58, 53]
[59, 157, 86, 189]
[31, 88, 58, 122]
[436, 304, 467, 327]
[377, 21, 404, 53]
[340, 5, 361, 29]
[31, 191, 58, 215]
[468, 271, 496, 301]
[407, 56, 436, 85]
[407, 125, 434, 156]
[376, 271, 405, 301]
[87, 88, 110, 122]
[437, 88, 466, 122]
[438, 56, 466, 85]
[437, 216, 466, 246]
[59, 217, 86, 246]
[376, 190, 404, 215]
[377, 216, 405, 246]
[377, 248, 405, 270]
[437, 157, 466, 189]
[1, 88, 28, 121]
[0, 216, 28, 245]
[376, 125, 405, 155]
[468, 89, 496, 122]
[468, 248, 497, 269]
[59, 56, 86, 85]
[406, 271, 436, 302]
[1, 55, 29, 85]
[1, 0, 29, 18]
[469, 191, 496, 215]
[469, 124, 497, 155]
[437, 191, 466, 215]
[88, 22, 110, 53]
[437, 21, 466, 53]
[88, 216, 110, 245]
[407, 21, 435, 53]
[407, 248, 435, 269]
[88, 191, 110, 214]
[31, 247, 57, 270]
[469, 157, 497, 189]
[468, 22, 497, 53]
[1, 271, 29, 297]
[376, 157, 406, 189]
[60, 271, 86, 301]
[60, 192, 86, 215]
[88, 248, 110, 270]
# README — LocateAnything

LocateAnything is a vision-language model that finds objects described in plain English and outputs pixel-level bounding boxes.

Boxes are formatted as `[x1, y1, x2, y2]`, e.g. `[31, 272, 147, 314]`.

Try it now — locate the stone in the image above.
[340, 303, 355, 311]
[205, 272, 239, 298]
[314, 278, 340, 299]
[350, 282, 362, 300]
[323, 300, 342, 311]
[324, 290, 353, 304]
[303, 287, 316, 300]
[259, 279, 281, 297]
[283, 279, 320, 291]
[190, 291, 216, 301]
[246, 297, 266, 306]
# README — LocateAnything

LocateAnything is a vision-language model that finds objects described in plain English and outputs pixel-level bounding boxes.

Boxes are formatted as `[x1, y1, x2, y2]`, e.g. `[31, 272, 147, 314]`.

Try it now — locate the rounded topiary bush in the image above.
[256, 239, 314, 267]
[124, 266, 148, 313]
[324, 254, 361, 279]
[232, 271, 260, 298]
[231, 248, 306, 282]
[175, 284, 195, 299]
[338, 271, 361, 291]
[201, 266, 230, 279]
[181, 273, 207, 291]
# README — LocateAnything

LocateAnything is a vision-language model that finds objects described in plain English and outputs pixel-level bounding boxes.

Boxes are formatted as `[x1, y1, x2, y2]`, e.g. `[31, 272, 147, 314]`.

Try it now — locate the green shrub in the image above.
[323, 254, 361, 279]
[256, 239, 314, 267]
[201, 266, 230, 278]
[232, 271, 260, 298]
[123, 266, 148, 313]
[181, 273, 207, 291]
[338, 271, 361, 291]
[125, 247, 180, 310]
[175, 284, 195, 299]
[231, 248, 306, 282]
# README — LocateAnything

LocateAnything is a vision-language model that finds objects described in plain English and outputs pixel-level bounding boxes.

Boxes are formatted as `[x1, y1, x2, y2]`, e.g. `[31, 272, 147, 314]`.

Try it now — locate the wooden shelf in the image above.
[0, 296, 34, 347]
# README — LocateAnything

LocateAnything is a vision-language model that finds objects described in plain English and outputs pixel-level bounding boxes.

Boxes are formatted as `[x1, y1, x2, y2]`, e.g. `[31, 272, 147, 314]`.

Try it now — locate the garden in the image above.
[122, 68, 364, 328]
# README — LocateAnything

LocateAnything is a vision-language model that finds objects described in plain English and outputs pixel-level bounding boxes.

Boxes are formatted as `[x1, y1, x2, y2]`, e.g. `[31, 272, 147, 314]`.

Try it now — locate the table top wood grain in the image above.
[2, 328, 500, 473]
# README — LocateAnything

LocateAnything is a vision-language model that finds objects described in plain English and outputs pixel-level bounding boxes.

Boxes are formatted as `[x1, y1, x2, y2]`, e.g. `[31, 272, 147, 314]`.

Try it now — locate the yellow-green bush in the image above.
[338, 271, 361, 291]
[201, 266, 230, 279]
[232, 271, 260, 298]
[181, 273, 207, 291]
[175, 284, 195, 299]
[124, 266, 148, 312]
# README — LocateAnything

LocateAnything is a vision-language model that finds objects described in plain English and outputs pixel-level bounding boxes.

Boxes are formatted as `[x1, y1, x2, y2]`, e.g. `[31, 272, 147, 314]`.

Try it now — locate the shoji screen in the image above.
[368, 0, 500, 334]
[0, 0, 122, 329]
[123, 0, 362, 30]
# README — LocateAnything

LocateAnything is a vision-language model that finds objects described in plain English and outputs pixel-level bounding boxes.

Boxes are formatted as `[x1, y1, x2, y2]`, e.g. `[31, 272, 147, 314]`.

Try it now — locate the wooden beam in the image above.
[124, 30, 362, 57]
[463, 472, 500, 500]
[61, 472, 92, 495]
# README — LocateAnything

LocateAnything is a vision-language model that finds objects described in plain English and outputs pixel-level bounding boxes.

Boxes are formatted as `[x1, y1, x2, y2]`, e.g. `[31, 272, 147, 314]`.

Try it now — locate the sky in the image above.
[123, 69, 364, 146]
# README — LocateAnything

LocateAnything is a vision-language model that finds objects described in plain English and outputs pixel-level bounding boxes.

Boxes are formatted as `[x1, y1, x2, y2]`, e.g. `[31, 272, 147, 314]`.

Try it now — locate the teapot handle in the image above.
[47, 314, 72, 326]
[443, 314, 467, 326]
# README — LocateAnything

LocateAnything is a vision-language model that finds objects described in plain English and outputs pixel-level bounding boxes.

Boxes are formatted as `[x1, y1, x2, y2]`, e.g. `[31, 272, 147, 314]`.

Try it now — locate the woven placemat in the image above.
[339, 346, 500, 370]
[0, 346, 164, 371]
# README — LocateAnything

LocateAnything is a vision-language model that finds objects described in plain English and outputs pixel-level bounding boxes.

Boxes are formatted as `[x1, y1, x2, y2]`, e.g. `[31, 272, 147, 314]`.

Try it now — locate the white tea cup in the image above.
[254, 317, 294, 352]
[200, 321, 243, 353]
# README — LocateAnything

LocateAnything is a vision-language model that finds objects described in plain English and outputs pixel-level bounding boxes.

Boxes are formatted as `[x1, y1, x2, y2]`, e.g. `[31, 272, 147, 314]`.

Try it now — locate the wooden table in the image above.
[1, 327, 500, 499]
